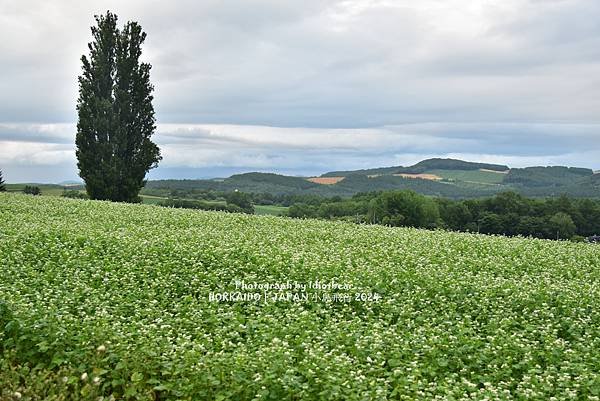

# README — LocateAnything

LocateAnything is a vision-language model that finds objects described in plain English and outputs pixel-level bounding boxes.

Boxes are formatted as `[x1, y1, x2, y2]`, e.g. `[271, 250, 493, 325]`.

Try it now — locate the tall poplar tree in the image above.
[76, 11, 161, 202]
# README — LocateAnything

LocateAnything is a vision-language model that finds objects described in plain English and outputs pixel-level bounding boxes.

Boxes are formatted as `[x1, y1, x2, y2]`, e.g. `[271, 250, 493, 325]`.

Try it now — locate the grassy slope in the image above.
[140, 195, 225, 206]
[7, 191, 287, 215]
[139, 194, 168, 204]
[426, 169, 507, 185]
[1, 193, 600, 400]
[5, 183, 73, 196]
[254, 204, 289, 216]
[140, 196, 288, 215]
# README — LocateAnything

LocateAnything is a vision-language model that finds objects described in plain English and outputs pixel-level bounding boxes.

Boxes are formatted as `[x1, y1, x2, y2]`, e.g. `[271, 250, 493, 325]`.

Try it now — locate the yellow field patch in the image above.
[393, 173, 442, 181]
[307, 176, 346, 185]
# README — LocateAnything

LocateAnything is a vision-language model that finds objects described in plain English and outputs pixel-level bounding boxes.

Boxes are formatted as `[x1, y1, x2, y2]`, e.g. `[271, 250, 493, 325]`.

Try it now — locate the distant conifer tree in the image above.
[76, 11, 161, 202]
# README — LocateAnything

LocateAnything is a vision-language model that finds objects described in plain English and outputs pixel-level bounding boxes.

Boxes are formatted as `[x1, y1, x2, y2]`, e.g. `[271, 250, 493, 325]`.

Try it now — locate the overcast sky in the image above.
[1, 0, 599, 182]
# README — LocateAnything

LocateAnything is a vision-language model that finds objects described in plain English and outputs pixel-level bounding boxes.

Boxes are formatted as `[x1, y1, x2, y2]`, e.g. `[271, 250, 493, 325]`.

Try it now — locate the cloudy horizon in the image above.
[1, 0, 599, 183]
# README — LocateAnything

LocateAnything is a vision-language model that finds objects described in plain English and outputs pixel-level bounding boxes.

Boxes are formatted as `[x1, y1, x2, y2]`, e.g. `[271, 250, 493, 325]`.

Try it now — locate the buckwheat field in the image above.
[1, 193, 600, 400]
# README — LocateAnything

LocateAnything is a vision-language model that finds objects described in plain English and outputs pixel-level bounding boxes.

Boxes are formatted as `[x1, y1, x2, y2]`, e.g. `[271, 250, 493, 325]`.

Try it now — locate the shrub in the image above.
[62, 190, 89, 199]
[23, 186, 41, 196]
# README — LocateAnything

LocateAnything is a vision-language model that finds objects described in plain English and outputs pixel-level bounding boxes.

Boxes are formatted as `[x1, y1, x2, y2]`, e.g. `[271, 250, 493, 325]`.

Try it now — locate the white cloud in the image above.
[0, 141, 75, 165]
[2, 121, 599, 182]
[0, 0, 599, 181]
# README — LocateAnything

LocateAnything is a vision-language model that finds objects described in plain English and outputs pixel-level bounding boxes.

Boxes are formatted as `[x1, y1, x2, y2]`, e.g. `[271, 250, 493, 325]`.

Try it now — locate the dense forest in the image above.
[286, 190, 600, 241]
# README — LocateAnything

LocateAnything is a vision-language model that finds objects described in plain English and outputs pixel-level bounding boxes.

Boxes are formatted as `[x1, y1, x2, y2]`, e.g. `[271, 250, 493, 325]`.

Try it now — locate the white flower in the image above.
[93, 376, 101, 385]
[81, 372, 88, 381]
[13, 392, 22, 400]
[96, 344, 106, 352]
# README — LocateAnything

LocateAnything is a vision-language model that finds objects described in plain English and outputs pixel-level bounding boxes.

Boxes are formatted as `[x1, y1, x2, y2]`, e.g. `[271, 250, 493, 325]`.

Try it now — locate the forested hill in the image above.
[321, 158, 509, 177]
[143, 158, 600, 199]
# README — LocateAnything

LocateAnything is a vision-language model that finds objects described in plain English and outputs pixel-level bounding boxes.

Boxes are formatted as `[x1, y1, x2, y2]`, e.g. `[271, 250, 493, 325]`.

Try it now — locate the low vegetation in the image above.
[158, 198, 252, 214]
[23, 185, 41, 196]
[2, 193, 600, 400]
[62, 190, 89, 199]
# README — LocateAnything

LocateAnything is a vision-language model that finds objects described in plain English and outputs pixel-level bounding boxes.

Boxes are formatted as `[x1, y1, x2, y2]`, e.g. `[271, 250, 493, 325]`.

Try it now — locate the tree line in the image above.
[287, 190, 600, 241]
[158, 191, 255, 214]
[153, 187, 600, 241]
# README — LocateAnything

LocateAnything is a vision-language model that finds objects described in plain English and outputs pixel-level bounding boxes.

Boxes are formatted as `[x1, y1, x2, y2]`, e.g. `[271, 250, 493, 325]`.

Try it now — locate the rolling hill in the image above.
[142, 158, 600, 199]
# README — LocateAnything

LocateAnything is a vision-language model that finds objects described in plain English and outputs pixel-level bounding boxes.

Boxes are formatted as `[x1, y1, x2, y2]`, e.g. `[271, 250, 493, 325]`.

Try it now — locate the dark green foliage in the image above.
[548, 212, 576, 240]
[284, 190, 600, 241]
[23, 186, 41, 196]
[398, 158, 509, 174]
[61, 190, 89, 199]
[505, 166, 593, 187]
[230, 172, 317, 190]
[366, 190, 440, 228]
[436, 200, 472, 231]
[575, 199, 600, 236]
[478, 212, 504, 234]
[76, 11, 161, 203]
[482, 191, 530, 215]
[516, 216, 550, 239]
[287, 203, 320, 218]
[224, 191, 255, 214]
[0, 170, 5, 192]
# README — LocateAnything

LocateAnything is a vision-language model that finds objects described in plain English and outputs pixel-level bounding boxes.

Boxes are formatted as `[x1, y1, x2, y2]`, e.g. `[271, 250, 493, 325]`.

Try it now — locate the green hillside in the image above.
[10, 159, 599, 201]
[321, 158, 509, 177]
[143, 158, 599, 199]
[320, 165, 404, 177]
[4, 183, 80, 197]
[427, 169, 507, 184]
[505, 166, 594, 187]
[2, 193, 600, 400]
[398, 158, 509, 174]
[144, 173, 502, 199]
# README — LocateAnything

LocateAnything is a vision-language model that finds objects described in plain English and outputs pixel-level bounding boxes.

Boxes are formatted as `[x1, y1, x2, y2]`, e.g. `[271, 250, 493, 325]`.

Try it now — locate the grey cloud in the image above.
[2, 121, 600, 182]
[0, 123, 75, 144]
[3, 0, 600, 127]
[1, 0, 600, 182]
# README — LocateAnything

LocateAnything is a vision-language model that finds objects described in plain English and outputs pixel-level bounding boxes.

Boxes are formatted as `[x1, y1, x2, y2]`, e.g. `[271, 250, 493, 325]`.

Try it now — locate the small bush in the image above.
[62, 190, 89, 199]
[23, 186, 41, 196]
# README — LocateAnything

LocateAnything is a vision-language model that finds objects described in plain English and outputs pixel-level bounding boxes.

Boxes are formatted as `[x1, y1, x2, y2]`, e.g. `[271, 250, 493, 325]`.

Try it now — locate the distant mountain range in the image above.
[143, 158, 600, 199]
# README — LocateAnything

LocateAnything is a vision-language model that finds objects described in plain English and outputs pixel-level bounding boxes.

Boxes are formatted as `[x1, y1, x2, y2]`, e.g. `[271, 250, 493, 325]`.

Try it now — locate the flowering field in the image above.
[1, 193, 600, 400]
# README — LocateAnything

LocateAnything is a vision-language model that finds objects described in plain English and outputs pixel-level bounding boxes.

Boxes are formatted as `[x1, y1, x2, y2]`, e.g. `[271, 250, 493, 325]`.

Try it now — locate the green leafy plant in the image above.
[2, 192, 600, 400]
